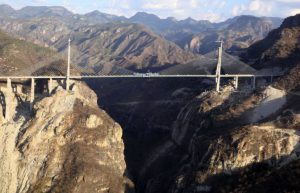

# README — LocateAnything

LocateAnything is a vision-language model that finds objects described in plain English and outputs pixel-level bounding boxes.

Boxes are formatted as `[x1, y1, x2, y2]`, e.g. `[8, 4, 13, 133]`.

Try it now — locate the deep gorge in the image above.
[87, 78, 207, 192]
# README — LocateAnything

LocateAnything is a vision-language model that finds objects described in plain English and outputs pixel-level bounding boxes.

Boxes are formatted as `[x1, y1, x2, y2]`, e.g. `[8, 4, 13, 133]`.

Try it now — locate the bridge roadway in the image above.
[0, 74, 280, 80]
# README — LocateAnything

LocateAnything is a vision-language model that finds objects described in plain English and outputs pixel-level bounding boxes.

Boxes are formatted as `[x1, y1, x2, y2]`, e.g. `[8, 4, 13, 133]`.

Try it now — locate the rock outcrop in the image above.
[244, 14, 300, 69]
[0, 13, 197, 72]
[181, 15, 282, 54]
[0, 81, 127, 193]
[142, 76, 300, 192]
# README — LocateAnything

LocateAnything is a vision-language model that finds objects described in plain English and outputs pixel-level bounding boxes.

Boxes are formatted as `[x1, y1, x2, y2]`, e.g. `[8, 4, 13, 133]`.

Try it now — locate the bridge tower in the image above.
[5, 78, 12, 121]
[215, 41, 223, 92]
[66, 38, 71, 91]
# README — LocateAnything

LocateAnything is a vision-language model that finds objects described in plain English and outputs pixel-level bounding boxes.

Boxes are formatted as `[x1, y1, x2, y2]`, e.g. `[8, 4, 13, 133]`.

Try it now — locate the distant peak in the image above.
[85, 10, 102, 16]
[184, 17, 196, 21]
[0, 4, 14, 10]
[132, 12, 160, 19]
[181, 17, 198, 24]
[166, 17, 177, 21]
[0, 4, 13, 8]
[135, 12, 150, 15]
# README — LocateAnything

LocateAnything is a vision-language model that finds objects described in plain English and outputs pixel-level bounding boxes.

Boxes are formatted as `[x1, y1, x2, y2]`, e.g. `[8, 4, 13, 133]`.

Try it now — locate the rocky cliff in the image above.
[136, 75, 300, 193]
[89, 62, 300, 193]
[0, 81, 128, 193]
[244, 14, 300, 69]
[182, 16, 282, 55]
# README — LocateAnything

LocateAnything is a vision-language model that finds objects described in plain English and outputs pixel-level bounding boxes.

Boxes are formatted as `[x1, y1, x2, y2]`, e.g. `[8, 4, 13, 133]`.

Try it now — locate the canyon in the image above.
[0, 4, 299, 193]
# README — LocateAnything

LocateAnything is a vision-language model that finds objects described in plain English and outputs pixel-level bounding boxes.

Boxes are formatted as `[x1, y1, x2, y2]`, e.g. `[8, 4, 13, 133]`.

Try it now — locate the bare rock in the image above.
[0, 82, 127, 193]
[86, 114, 103, 128]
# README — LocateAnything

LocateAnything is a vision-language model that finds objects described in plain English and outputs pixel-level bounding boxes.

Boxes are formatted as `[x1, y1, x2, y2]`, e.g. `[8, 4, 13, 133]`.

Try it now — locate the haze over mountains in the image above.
[0, 4, 283, 73]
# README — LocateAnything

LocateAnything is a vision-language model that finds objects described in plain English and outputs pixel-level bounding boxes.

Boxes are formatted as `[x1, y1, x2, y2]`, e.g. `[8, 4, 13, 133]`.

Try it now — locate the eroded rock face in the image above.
[0, 82, 126, 193]
[131, 79, 300, 193]
[166, 83, 300, 193]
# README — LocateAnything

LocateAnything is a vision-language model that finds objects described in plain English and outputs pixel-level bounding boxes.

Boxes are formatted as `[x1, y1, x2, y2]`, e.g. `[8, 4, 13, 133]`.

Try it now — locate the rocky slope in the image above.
[130, 13, 282, 52]
[0, 5, 196, 72]
[244, 14, 300, 69]
[129, 12, 213, 44]
[182, 16, 283, 55]
[114, 15, 300, 193]
[87, 16, 300, 193]
[0, 4, 283, 71]
[160, 62, 300, 193]
[0, 30, 56, 76]
[0, 81, 129, 193]
[87, 68, 300, 193]
[62, 23, 195, 71]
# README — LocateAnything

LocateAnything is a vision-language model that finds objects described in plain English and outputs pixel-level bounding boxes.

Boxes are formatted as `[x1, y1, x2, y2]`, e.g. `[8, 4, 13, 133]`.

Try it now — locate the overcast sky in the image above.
[1, 0, 300, 22]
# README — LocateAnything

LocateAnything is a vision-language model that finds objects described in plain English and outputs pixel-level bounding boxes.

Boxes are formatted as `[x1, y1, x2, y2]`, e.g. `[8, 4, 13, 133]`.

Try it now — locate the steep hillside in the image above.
[0, 23, 132, 192]
[0, 5, 196, 71]
[159, 59, 300, 192]
[65, 23, 195, 71]
[129, 13, 282, 54]
[0, 30, 56, 76]
[129, 12, 213, 35]
[0, 17, 196, 71]
[182, 16, 283, 54]
[87, 16, 300, 193]
[0, 81, 129, 193]
[161, 51, 256, 75]
[0, 5, 283, 71]
[244, 14, 300, 69]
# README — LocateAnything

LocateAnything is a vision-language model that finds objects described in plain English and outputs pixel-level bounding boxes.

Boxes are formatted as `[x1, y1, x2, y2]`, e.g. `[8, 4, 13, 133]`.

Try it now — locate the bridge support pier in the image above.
[270, 76, 273, 83]
[234, 76, 239, 90]
[30, 78, 35, 111]
[216, 75, 221, 92]
[252, 77, 256, 90]
[5, 78, 12, 121]
[7, 78, 11, 91]
[66, 38, 71, 91]
[48, 78, 53, 95]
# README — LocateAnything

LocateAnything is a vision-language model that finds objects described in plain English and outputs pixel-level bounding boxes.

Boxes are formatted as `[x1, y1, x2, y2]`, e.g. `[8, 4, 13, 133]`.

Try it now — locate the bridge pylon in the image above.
[66, 38, 71, 91]
[215, 41, 223, 92]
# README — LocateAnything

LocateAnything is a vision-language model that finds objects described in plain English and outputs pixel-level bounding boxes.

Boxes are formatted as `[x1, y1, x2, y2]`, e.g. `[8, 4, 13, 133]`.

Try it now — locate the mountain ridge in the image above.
[244, 14, 300, 69]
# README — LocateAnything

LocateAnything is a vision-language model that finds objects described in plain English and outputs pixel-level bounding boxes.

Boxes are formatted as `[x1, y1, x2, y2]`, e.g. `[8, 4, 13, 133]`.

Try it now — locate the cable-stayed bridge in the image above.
[0, 40, 284, 120]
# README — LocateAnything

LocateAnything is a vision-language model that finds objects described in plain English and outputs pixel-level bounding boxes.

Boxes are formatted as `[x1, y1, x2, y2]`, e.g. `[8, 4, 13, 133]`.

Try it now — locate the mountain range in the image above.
[1, 3, 300, 193]
[0, 4, 284, 72]
[244, 14, 300, 69]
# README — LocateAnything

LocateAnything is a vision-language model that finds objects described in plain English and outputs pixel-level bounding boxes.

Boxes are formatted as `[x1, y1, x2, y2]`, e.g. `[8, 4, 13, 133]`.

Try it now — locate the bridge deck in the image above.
[0, 74, 281, 80]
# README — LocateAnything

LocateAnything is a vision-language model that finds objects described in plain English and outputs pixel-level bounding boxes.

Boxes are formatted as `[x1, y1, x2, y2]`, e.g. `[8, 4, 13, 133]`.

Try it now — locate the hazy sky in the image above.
[1, 0, 300, 22]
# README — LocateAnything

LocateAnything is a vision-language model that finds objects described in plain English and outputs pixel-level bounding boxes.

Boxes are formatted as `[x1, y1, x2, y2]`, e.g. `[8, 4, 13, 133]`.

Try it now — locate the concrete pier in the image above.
[7, 78, 11, 91]
[66, 38, 71, 91]
[30, 78, 35, 111]
[48, 78, 53, 95]
[5, 78, 12, 121]
[234, 76, 239, 89]
[252, 77, 256, 89]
